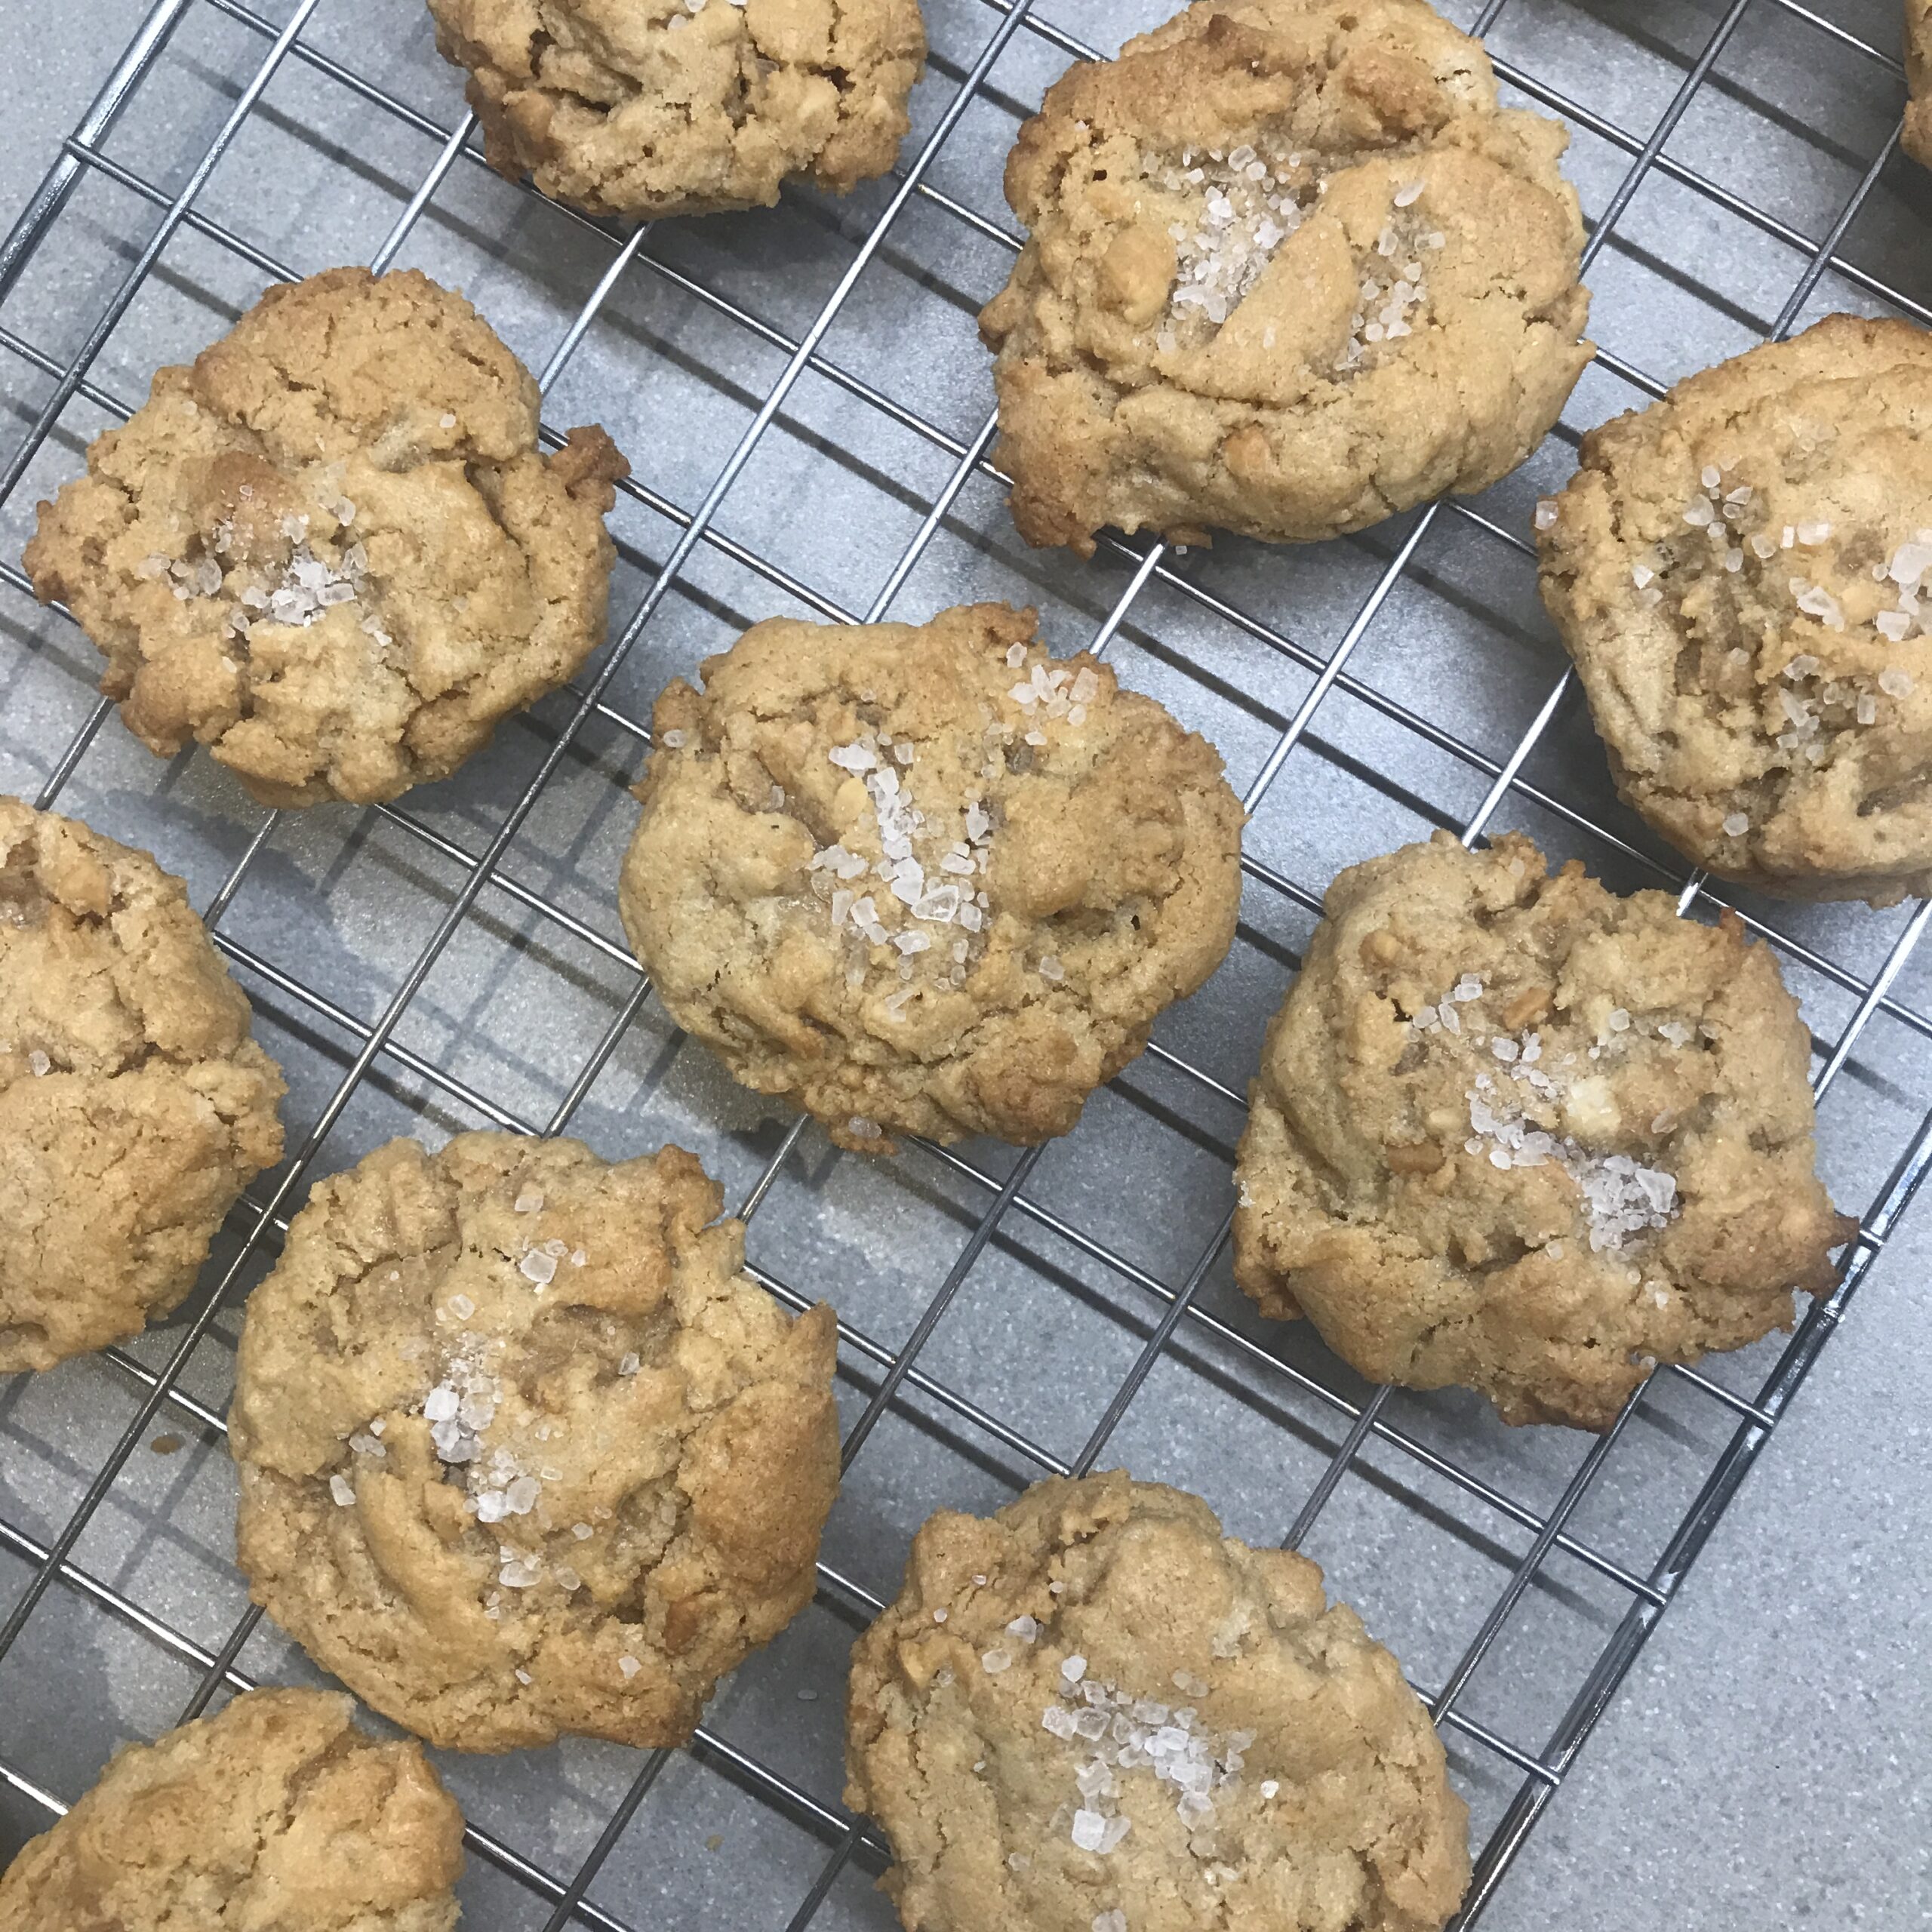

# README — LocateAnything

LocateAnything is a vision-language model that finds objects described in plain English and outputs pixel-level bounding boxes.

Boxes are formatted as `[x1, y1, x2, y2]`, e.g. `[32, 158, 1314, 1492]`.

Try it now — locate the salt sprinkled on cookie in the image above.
[845, 1472, 1469, 1932]
[1235, 832, 1852, 1428]
[621, 602, 1243, 1152]
[229, 1132, 838, 1752]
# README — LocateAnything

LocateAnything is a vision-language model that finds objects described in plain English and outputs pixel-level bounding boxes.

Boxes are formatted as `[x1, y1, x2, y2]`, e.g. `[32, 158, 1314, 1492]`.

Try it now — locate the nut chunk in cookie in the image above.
[979, 0, 1591, 554]
[846, 1471, 1470, 1932]
[1234, 832, 1854, 1430]
[0, 1688, 464, 1932]
[0, 798, 285, 1374]
[229, 1132, 838, 1752]
[1541, 315, 1932, 907]
[429, 0, 928, 220]
[26, 267, 628, 808]
[618, 603, 1245, 1151]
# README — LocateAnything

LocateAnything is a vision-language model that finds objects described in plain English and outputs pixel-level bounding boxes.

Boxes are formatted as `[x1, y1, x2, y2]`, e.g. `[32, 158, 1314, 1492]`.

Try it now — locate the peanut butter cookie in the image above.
[1233, 832, 1854, 1429]
[229, 1131, 839, 1752]
[979, 0, 1591, 553]
[26, 267, 627, 808]
[846, 1471, 1470, 1932]
[1539, 315, 1932, 906]
[0, 798, 284, 1374]
[427, 0, 927, 219]
[617, 603, 1245, 1152]
[0, 1688, 464, 1932]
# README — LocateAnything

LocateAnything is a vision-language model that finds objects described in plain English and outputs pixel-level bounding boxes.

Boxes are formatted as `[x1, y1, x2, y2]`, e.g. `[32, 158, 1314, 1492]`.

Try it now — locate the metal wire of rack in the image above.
[0, 0, 1929, 1925]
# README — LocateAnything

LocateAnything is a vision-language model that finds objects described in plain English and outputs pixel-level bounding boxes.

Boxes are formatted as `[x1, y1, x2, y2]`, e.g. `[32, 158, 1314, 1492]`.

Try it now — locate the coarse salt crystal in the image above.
[619, 1655, 641, 1678]
[1722, 812, 1749, 837]
[329, 1473, 355, 1506]
[520, 1249, 557, 1286]
[618, 1352, 641, 1376]
[1880, 666, 1915, 697]
[982, 1647, 1014, 1674]
[1007, 1615, 1041, 1642]
[27, 1049, 51, 1076]
[1535, 499, 1559, 531]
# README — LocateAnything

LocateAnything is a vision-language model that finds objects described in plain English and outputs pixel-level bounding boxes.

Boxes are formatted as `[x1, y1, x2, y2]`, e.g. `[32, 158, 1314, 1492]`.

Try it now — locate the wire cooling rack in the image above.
[2, 0, 1930, 1924]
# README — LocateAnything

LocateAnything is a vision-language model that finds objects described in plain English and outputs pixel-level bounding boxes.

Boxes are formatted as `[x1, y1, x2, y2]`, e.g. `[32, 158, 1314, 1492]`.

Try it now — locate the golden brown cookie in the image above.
[1233, 832, 1854, 1429]
[978, 0, 1592, 554]
[229, 1131, 838, 1752]
[617, 603, 1245, 1152]
[427, 0, 927, 219]
[0, 1687, 464, 1932]
[1908, 0, 1932, 167]
[0, 798, 285, 1374]
[25, 267, 627, 808]
[846, 1471, 1470, 1932]
[1539, 314, 1932, 906]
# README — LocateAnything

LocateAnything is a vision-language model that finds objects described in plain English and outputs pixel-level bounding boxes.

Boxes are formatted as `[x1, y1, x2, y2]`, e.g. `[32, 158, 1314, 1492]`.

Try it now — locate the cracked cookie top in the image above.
[0, 1690, 464, 1932]
[1232, 832, 1854, 1429]
[1540, 313, 1932, 906]
[229, 1131, 839, 1752]
[428, 0, 928, 218]
[978, 0, 1591, 553]
[26, 267, 627, 808]
[0, 798, 285, 1373]
[617, 603, 1245, 1152]
[845, 1471, 1469, 1932]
